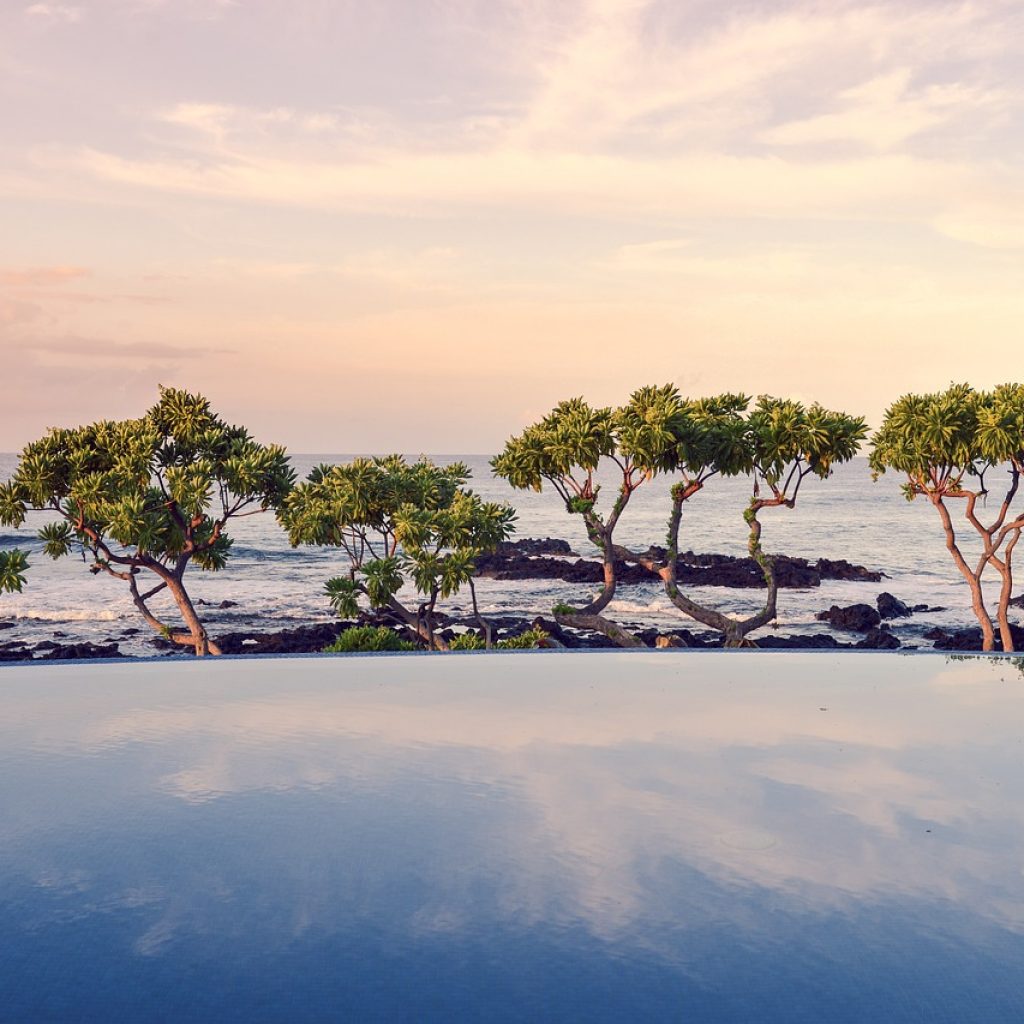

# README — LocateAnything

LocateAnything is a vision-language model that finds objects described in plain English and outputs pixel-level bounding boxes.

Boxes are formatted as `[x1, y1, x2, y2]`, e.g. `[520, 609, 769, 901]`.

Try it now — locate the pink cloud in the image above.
[0, 266, 90, 287]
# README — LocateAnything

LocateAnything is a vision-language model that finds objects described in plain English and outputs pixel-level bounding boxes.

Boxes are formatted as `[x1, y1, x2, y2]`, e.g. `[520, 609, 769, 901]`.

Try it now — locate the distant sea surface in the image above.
[0, 454, 1010, 655]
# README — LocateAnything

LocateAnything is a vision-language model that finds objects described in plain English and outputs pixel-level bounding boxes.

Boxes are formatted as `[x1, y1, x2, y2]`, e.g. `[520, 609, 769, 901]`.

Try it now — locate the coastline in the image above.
[0, 563, 1011, 662]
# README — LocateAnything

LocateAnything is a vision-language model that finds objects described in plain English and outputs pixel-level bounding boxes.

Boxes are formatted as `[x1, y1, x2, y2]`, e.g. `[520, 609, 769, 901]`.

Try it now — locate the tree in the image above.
[0, 387, 294, 655]
[495, 388, 865, 647]
[492, 395, 654, 644]
[870, 383, 1024, 652]
[645, 396, 866, 646]
[279, 456, 516, 650]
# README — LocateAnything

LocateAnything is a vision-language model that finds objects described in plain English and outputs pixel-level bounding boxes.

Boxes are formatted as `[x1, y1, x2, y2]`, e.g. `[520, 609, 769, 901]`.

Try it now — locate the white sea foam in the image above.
[8, 607, 124, 623]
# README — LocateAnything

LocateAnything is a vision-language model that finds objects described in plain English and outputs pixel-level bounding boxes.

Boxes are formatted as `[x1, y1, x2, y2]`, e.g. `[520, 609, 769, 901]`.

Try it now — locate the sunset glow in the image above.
[3, 0, 1022, 449]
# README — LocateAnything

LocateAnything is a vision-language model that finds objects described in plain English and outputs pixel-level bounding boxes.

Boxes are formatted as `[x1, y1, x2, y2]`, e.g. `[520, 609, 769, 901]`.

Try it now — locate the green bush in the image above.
[449, 627, 550, 651]
[450, 633, 486, 651]
[323, 626, 417, 653]
[497, 627, 550, 649]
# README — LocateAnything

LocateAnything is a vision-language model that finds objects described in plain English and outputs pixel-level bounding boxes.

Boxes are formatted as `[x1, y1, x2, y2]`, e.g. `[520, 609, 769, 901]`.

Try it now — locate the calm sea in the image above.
[0, 454, 1006, 654]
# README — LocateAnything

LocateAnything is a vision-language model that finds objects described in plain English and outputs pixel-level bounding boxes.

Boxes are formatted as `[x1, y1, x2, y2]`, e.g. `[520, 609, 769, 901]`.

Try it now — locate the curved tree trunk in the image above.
[384, 597, 450, 651]
[467, 578, 494, 649]
[129, 570, 222, 656]
[994, 529, 1020, 652]
[574, 513, 618, 615]
[579, 545, 617, 614]
[554, 610, 645, 647]
[933, 497, 996, 651]
[163, 573, 222, 656]
[658, 494, 779, 648]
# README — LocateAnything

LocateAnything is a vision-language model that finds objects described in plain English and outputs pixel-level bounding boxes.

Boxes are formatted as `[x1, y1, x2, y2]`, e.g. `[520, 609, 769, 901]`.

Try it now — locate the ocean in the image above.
[0, 454, 1007, 655]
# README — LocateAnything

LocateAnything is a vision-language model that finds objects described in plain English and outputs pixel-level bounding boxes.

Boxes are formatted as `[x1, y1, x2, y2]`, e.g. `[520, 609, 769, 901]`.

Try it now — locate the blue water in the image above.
[0, 454, 1010, 653]
[2, 652, 1023, 1020]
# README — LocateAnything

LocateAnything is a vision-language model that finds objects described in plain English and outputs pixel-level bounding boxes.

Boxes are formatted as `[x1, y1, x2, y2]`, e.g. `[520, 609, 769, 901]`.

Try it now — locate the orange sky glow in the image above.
[2, 0, 1023, 451]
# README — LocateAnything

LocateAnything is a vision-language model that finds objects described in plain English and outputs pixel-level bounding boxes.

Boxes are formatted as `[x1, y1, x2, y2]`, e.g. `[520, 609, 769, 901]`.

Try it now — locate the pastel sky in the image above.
[2, 0, 1022, 452]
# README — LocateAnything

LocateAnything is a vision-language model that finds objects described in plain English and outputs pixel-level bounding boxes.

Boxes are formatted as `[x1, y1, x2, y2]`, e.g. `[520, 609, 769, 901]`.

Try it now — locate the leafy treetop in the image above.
[280, 456, 515, 634]
[870, 383, 1024, 500]
[0, 386, 294, 654]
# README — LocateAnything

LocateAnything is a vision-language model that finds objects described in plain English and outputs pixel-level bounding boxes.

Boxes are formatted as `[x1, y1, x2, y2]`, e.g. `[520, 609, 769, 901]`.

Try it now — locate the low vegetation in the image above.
[323, 625, 417, 653]
[449, 627, 551, 650]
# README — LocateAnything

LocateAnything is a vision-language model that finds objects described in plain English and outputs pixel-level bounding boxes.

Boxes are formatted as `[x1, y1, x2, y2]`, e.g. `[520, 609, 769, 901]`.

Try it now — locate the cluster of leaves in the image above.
[281, 456, 516, 632]
[870, 383, 1024, 498]
[748, 397, 866, 487]
[449, 627, 550, 650]
[0, 549, 29, 594]
[0, 388, 294, 575]
[323, 625, 417, 653]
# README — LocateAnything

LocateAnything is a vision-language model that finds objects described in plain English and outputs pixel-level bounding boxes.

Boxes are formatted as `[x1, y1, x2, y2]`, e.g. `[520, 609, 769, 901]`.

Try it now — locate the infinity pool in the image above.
[1, 652, 1023, 1021]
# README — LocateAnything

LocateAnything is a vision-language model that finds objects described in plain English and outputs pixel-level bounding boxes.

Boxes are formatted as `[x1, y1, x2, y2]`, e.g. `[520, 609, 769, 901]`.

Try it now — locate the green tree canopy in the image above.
[495, 387, 865, 647]
[0, 386, 294, 654]
[870, 383, 1024, 651]
[280, 455, 515, 650]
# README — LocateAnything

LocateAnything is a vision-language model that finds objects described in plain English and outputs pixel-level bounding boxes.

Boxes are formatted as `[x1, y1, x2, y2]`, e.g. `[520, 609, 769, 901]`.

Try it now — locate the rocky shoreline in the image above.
[0, 538, 1017, 660]
[478, 539, 884, 588]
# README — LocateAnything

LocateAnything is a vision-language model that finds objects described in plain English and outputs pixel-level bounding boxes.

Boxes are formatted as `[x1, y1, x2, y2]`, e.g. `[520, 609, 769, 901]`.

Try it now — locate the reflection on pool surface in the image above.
[1, 652, 1023, 1022]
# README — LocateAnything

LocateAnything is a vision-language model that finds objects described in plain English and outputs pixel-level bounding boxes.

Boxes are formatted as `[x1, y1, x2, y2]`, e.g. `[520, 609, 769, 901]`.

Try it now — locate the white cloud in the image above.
[23, 3, 82, 24]
[760, 69, 1008, 151]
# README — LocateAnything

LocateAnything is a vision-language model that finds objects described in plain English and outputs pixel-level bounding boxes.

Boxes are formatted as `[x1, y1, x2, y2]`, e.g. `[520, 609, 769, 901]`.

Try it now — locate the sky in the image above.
[1, 0, 1023, 452]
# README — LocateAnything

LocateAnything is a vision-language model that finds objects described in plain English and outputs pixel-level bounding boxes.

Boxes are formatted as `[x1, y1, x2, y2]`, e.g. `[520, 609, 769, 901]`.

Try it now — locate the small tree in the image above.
[870, 383, 1024, 652]
[0, 387, 294, 655]
[494, 388, 865, 648]
[493, 387, 753, 645]
[280, 456, 516, 650]
[492, 391, 674, 645]
[650, 397, 866, 646]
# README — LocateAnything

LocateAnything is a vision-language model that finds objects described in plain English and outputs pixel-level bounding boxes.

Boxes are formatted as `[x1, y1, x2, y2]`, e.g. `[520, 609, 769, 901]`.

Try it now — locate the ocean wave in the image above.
[7, 608, 124, 623]
[607, 598, 672, 615]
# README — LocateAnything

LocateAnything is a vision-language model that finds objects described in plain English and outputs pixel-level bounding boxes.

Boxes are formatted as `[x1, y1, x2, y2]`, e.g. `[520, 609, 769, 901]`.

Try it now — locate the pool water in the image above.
[1, 651, 1023, 1022]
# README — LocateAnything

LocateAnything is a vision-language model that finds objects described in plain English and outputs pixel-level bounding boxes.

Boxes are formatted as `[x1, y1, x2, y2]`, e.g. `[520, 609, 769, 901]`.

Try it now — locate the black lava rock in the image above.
[755, 634, 843, 649]
[876, 592, 912, 619]
[819, 603, 882, 632]
[858, 627, 901, 650]
[38, 642, 123, 660]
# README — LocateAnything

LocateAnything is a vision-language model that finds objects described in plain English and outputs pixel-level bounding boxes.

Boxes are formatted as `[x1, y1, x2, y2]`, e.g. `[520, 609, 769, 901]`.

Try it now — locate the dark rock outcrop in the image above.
[928, 623, 1024, 651]
[858, 627, 900, 650]
[755, 633, 844, 649]
[876, 592, 912, 619]
[815, 558, 885, 582]
[817, 603, 882, 632]
[496, 537, 574, 557]
[37, 641, 123, 660]
[214, 622, 350, 655]
[0, 641, 33, 661]
[475, 547, 883, 589]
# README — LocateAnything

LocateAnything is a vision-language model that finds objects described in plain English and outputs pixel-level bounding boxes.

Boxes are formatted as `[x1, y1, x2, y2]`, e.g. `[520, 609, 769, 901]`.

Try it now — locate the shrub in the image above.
[323, 625, 417, 653]
[448, 627, 550, 651]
